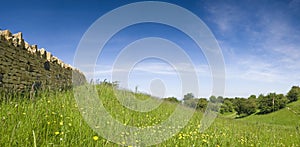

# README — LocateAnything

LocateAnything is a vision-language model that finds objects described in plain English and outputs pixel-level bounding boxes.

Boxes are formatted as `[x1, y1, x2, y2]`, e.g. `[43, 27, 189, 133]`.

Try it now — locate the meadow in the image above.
[1, 84, 299, 146]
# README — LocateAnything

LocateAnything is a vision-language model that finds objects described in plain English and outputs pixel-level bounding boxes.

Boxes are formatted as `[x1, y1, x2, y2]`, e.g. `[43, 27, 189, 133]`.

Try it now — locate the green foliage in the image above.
[257, 93, 289, 114]
[0, 85, 299, 146]
[220, 99, 234, 114]
[209, 95, 217, 103]
[217, 96, 224, 103]
[183, 98, 198, 108]
[196, 98, 208, 111]
[183, 93, 194, 101]
[163, 97, 180, 103]
[233, 98, 256, 116]
[241, 100, 300, 126]
[286, 86, 300, 102]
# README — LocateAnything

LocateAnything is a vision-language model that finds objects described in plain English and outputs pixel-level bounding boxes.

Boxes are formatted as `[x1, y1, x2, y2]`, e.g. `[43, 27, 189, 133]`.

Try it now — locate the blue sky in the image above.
[1, 0, 300, 98]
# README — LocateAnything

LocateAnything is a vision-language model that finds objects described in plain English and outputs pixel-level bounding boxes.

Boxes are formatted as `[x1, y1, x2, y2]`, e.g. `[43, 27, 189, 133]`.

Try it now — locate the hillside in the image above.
[240, 100, 300, 126]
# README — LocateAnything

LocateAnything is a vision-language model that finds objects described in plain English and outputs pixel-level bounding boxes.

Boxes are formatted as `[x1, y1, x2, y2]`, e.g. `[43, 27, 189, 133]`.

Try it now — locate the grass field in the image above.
[1, 84, 299, 146]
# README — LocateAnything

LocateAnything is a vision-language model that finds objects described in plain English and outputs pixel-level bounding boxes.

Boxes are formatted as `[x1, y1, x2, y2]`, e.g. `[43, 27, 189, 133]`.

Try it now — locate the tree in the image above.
[220, 99, 234, 114]
[163, 97, 179, 103]
[196, 98, 208, 111]
[183, 93, 194, 101]
[233, 98, 256, 116]
[217, 96, 224, 103]
[209, 95, 217, 103]
[257, 93, 289, 114]
[184, 98, 198, 108]
[286, 86, 300, 102]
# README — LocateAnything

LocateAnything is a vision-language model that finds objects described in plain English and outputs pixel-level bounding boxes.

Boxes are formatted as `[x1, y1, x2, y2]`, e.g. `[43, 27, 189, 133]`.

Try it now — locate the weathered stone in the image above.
[12, 32, 25, 48]
[0, 29, 86, 92]
[31, 44, 37, 52]
[0, 30, 12, 39]
[24, 41, 30, 49]
[46, 51, 52, 61]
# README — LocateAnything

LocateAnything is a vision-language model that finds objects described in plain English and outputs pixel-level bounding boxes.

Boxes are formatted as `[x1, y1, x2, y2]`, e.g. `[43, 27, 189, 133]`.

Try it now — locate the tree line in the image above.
[163, 86, 300, 117]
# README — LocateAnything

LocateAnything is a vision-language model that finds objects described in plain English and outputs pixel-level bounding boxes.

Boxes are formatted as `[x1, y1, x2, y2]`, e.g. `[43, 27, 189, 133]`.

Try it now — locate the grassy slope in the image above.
[0, 86, 299, 146]
[240, 100, 300, 126]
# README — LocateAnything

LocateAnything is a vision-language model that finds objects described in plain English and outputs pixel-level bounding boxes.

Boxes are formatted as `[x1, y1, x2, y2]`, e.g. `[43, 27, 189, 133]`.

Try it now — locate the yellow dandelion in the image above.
[93, 136, 99, 141]
[59, 121, 63, 126]
[55, 131, 60, 135]
[47, 122, 51, 125]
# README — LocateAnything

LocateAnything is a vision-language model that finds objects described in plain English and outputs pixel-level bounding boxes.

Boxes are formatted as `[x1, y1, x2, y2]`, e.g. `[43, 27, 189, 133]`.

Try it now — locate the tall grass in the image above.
[0, 84, 299, 146]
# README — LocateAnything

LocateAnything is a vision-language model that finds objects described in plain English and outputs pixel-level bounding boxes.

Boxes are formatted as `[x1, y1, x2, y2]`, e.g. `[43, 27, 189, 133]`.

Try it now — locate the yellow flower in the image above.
[59, 121, 63, 126]
[93, 136, 99, 141]
[47, 122, 51, 125]
[22, 113, 26, 115]
[55, 132, 60, 135]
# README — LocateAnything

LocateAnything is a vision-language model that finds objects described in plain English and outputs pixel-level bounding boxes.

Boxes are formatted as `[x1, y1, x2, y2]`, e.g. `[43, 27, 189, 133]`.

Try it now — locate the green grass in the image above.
[1, 85, 299, 146]
[240, 100, 300, 126]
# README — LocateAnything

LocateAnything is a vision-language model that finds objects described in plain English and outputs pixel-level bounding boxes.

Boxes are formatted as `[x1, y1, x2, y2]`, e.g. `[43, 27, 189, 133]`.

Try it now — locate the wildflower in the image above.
[68, 123, 72, 126]
[178, 134, 183, 139]
[22, 113, 26, 115]
[55, 132, 60, 135]
[93, 136, 99, 141]
[59, 121, 63, 126]
[47, 122, 51, 125]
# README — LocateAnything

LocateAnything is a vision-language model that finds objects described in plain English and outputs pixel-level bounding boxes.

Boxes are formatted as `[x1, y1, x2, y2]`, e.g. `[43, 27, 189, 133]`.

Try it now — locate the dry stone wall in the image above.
[0, 30, 86, 92]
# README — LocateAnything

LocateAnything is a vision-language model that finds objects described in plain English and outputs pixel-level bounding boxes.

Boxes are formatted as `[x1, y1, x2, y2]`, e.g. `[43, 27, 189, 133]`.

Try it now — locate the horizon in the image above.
[1, 0, 300, 98]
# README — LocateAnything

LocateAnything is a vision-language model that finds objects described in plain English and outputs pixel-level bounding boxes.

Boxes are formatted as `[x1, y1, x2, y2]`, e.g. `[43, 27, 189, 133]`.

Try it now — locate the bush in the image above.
[286, 86, 300, 102]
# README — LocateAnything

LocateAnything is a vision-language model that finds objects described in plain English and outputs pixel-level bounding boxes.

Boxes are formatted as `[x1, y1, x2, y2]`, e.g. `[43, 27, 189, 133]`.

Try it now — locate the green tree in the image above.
[183, 98, 198, 108]
[233, 98, 256, 116]
[257, 93, 289, 114]
[217, 96, 224, 103]
[220, 99, 234, 114]
[196, 98, 208, 111]
[163, 97, 179, 103]
[209, 95, 217, 103]
[286, 86, 300, 102]
[183, 93, 194, 101]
